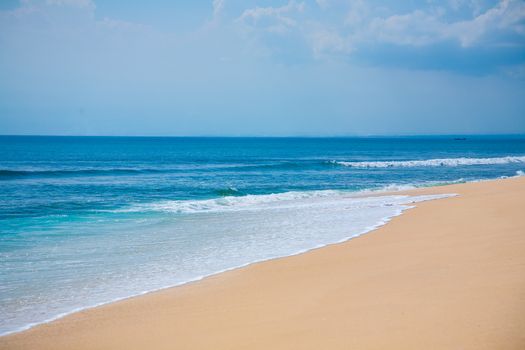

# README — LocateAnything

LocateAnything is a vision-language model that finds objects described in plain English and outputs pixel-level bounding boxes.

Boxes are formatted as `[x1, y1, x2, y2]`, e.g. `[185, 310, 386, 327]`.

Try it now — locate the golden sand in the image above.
[1, 177, 524, 349]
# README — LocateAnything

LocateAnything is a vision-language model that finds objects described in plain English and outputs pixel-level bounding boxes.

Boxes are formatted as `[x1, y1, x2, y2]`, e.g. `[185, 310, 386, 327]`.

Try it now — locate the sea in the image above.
[1, 135, 525, 335]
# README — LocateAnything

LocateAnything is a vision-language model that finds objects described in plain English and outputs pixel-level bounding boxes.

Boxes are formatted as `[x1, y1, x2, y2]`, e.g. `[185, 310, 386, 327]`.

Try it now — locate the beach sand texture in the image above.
[1, 177, 524, 349]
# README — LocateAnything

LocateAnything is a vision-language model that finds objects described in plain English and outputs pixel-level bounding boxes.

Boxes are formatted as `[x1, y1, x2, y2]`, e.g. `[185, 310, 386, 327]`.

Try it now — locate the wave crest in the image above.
[0, 168, 164, 179]
[330, 156, 525, 168]
[115, 190, 344, 214]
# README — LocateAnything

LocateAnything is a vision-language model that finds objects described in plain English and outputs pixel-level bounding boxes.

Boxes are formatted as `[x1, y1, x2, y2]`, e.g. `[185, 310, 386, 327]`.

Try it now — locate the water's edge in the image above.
[1, 189, 457, 337]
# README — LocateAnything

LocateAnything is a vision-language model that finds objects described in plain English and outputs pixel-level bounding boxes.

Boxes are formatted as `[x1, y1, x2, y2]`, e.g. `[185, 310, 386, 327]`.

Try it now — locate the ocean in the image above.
[1, 135, 525, 335]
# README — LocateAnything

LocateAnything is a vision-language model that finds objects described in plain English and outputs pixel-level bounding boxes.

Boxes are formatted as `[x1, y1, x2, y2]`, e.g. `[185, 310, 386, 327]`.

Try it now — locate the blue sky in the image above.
[0, 0, 524, 136]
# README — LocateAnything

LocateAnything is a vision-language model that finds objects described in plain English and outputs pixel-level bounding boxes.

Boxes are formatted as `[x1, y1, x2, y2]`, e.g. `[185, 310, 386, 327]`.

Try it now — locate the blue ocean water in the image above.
[1, 135, 525, 335]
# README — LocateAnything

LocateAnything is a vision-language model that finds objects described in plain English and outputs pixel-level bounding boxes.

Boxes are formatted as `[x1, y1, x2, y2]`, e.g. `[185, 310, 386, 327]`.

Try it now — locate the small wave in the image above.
[329, 156, 525, 168]
[218, 161, 313, 172]
[516, 170, 525, 177]
[114, 190, 344, 214]
[111, 178, 467, 215]
[0, 161, 314, 179]
[214, 187, 243, 197]
[353, 178, 466, 194]
[0, 168, 166, 179]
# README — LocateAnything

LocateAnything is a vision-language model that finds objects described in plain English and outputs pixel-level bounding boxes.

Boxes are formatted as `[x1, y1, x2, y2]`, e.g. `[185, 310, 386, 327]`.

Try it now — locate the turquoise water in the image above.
[1, 135, 525, 335]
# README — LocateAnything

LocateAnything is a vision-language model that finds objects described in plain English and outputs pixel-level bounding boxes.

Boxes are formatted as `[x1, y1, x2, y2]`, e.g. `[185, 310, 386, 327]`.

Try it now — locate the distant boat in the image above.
[454, 137, 467, 141]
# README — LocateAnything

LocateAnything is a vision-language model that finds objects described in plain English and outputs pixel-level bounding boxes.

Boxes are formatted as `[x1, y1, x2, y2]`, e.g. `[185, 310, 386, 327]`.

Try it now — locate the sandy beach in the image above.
[1, 176, 524, 349]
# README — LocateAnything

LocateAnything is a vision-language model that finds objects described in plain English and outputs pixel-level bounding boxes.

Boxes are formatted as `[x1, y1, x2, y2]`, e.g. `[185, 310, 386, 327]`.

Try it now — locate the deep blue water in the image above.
[1, 135, 525, 335]
[2, 136, 525, 220]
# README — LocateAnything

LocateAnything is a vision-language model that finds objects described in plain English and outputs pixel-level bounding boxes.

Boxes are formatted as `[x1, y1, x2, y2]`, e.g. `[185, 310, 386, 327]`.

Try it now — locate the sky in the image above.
[0, 0, 524, 136]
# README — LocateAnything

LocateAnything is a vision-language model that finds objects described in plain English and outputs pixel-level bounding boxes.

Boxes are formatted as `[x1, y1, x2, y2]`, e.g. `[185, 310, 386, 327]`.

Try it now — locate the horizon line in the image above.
[1, 133, 525, 138]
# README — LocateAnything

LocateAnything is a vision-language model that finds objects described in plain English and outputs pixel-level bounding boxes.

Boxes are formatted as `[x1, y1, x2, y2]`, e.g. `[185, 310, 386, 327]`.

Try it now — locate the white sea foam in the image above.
[331, 155, 525, 168]
[113, 190, 345, 214]
[1, 191, 455, 336]
[113, 180, 469, 215]
[360, 179, 467, 193]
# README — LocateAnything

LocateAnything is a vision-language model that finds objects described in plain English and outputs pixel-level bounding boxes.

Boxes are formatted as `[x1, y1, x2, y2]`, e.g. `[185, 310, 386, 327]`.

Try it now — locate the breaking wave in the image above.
[113, 190, 344, 214]
[330, 156, 525, 168]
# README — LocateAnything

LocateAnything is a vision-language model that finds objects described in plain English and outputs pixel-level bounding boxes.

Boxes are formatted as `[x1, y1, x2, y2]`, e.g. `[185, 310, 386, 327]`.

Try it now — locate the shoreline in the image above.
[1, 176, 525, 349]
[0, 189, 454, 337]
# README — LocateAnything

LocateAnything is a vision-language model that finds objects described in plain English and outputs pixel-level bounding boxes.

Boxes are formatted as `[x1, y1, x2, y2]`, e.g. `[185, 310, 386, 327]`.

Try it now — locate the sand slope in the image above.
[1, 177, 524, 349]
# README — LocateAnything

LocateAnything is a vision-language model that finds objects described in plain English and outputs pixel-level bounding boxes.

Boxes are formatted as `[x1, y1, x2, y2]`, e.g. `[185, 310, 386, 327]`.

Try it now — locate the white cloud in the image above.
[46, 0, 95, 9]
[366, 9, 446, 46]
[0, 0, 160, 65]
[446, 0, 525, 47]
[212, 0, 225, 18]
[5, 0, 523, 70]
[369, 0, 525, 47]
[344, 0, 369, 27]
[237, 1, 305, 33]
[309, 27, 352, 57]
[311, 0, 525, 55]
[447, 0, 488, 16]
